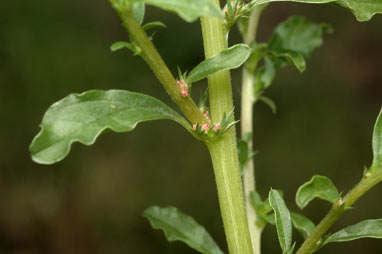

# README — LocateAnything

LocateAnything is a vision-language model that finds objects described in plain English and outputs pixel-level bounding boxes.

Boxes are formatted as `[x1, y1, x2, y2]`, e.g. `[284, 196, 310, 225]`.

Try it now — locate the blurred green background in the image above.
[1, 1, 382, 253]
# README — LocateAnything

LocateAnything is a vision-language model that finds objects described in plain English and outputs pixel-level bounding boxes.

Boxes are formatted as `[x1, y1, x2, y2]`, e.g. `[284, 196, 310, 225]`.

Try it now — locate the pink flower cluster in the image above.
[177, 80, 188, 97]
[192, 123, 221, 133]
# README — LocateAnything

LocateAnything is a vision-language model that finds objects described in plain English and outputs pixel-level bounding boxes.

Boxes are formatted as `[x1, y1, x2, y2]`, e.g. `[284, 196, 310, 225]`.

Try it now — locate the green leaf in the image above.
[29, 90, 191, 164]
[140, 0, 223, 22]
[269, 189, 293, 252]
[187, 44, 251, 83]
[254, 57, 276, 94]
[110, 41, 137, 53]
[291, 212, 315, 239]
[269, 16, 332, 58]
[238, 140, 249, 169]
[109, 0, 132, 12]
[250, 190, 275, 218]
[324, 219, 382, 245]
[268, 50, 306, 73]
[267, 16, 331, 72]
[296, 175, 340, 209]
[261, 211, 315, 239]
[258, 96, 277, 114]
[133, 2, 145, 24]
[251, 0, 382, 21]
[142, 21, 167, 31]
[371, 108, 382, 169]
[143, 206, 224, 254]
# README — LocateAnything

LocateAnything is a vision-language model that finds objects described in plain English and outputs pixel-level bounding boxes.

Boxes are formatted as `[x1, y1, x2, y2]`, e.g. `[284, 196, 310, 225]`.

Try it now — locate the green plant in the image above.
[28, 0, 382, 253]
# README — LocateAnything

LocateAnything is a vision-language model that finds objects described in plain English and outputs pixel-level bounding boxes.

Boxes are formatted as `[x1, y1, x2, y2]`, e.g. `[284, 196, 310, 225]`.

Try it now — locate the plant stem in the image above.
[108, 3, 207, 125]
[240, 6, 265, 254]
[200, 1, 253, 253]
[296, 169, 382, 254]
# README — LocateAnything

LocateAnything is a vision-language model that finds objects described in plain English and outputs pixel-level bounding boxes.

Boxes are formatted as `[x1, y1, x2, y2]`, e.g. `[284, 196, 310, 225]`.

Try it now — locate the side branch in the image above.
[109, 3, 207, 125]
[296, 169, 382, 254]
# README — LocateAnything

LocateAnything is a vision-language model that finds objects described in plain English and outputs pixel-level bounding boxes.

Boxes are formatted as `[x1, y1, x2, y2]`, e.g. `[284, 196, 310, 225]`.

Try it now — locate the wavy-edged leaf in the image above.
[187, 44, 251, 83]
[267, 16, 331, 72]
[29, 90, 191, 164]
[296, 175, 340, 209]
[269, 16, 332, 58]
[140, 0, 223, 22]
[372, 108, 382, 170]
[268, 50, 306, 73]
[324, 219, 382, 245]
[269, 189, 293, 252]
[291, 212, 315, 239]
[143, 206, 223, 254]
[251, 0, 382, 21]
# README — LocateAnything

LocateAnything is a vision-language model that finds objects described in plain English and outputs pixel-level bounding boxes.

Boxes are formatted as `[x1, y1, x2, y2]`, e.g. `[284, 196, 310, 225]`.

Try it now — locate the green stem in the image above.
[200, 1, 252, 253]
[296, 169, 382, 254]
[240, 6, 265, 254]
[108, 3, 207, 125]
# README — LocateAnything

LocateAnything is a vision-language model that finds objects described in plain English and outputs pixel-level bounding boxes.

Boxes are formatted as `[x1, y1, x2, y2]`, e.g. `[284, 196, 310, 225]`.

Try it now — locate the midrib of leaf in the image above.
[276, 213, 288, 249]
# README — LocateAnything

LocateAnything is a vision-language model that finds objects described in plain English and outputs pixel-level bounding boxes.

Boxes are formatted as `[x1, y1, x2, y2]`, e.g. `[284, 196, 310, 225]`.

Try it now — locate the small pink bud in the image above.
[202, 124, 210, 131]
[177, 80, 184, 87]
[193, 124, 197, 130]
[213, 123, 221, 132]
[181, 87, 188, 97]
[203, 111, 211, 122]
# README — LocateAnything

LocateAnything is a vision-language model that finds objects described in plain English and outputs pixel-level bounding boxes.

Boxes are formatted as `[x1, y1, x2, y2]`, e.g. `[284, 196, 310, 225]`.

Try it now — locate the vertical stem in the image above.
[241, 65, 259, 251]
[200, 1, 253, 253]
[241, 6, 264, 254]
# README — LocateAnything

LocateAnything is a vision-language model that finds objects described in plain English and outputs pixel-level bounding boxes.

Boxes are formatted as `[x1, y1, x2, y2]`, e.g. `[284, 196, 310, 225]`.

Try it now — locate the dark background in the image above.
[1, 1, 382, 253]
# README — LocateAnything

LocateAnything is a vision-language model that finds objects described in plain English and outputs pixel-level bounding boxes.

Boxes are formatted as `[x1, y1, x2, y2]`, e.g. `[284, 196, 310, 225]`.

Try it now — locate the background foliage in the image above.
[1, 0, 382, 253]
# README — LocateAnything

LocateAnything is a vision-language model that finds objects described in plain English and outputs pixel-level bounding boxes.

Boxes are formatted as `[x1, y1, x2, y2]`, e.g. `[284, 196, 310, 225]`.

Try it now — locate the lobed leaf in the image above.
[296, 175, 340, 209]
[268, 50, 306, 73]
[267, 16, 331, 72]
[291, 212, 315, 239]
[139, 0, 223, 22]
[29, 90, 191, 164]
[187, 44, 251, 83]
[324, 219, 382, 245]
[143, 206, 223, 254]
[371, 108, 382, 170]
[251, 0, 382, 21]
[269, 189, 293, 252]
